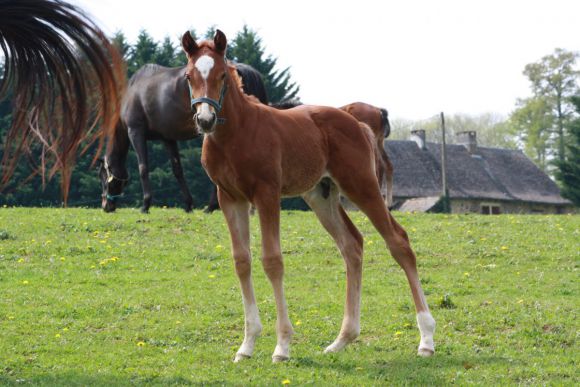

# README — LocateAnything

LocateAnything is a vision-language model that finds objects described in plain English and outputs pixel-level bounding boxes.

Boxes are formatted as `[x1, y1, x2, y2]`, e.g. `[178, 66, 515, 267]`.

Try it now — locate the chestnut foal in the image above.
[182, 30, 435, 362]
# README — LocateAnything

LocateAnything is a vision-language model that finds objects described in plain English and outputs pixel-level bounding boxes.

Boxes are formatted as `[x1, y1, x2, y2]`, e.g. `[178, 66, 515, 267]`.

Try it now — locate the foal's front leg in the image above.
[218, 191, 262, 362]
[255, 193, 294, 362]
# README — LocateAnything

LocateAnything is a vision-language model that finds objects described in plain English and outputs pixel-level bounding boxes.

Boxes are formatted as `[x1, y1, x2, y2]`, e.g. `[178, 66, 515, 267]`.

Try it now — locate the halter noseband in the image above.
[103, 159, 129, 202]
[188, 75, 228, 125]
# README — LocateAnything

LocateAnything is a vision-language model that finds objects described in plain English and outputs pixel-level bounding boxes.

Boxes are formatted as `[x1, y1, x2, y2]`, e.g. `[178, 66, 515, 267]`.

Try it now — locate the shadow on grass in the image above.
[292, 353, 511, 384]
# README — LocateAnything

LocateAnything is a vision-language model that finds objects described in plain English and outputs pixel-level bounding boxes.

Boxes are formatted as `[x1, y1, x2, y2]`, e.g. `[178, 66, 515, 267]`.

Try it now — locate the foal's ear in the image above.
[214, 29, 227, 55]
[181, 31, 198, 57]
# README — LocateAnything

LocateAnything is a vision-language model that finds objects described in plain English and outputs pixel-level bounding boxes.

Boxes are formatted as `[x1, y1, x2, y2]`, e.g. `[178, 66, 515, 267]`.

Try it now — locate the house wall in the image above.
[449, 199, 574, 214]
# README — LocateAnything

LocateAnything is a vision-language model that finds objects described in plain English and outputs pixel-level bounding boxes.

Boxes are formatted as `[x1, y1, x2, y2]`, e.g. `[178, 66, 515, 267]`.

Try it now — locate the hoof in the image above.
[140, 207, 150, 214]
[272, 355, 289, 363]
[233, 352, 251, 363]
[418, 347, 435, 357]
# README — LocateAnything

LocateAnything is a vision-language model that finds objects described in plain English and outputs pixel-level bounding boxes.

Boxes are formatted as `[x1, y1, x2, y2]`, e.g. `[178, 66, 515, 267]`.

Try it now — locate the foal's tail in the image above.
[379, 108, 391, 139]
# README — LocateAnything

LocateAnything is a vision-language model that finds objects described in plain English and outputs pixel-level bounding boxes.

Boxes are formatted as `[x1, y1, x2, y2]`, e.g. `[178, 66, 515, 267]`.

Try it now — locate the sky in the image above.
[73, 0, 580, 121]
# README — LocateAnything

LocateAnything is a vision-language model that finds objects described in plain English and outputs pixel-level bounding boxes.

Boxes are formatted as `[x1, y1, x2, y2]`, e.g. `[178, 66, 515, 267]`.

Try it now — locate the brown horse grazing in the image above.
[182, 30, 435, 362]
[340, 102, 394, 206]
[274, 100, 394, 206]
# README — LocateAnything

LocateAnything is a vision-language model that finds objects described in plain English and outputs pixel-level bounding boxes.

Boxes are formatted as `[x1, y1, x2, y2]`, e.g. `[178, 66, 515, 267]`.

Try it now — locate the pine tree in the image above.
[128, 30, 158, 77]
[228, 25, 299, 103]
[555, 96, 580, 206]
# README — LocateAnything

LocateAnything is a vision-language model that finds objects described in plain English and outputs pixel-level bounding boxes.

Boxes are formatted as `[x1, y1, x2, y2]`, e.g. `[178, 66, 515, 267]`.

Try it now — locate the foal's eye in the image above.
[184, 73, 190, 80]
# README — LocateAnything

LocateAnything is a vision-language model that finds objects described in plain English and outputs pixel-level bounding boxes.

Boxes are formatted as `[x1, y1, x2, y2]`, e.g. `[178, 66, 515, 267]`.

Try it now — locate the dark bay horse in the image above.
[274, 100, 394, 206]
[99, 62, 268, 213]
[0, 0, 123, 201]
[182, 30, 435, 362]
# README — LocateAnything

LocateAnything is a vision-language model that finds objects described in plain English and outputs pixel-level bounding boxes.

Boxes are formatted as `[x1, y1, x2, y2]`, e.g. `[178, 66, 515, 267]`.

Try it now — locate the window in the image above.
[481, 204, 501, 215]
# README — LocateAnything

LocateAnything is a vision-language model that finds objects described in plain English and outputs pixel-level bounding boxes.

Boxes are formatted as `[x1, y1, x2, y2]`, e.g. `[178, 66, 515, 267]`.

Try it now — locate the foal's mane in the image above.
[227, 63, 262, 104]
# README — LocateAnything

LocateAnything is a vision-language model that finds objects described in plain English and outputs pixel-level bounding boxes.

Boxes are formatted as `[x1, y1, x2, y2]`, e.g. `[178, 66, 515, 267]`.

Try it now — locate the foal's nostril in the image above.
[196, 113, 217, 130]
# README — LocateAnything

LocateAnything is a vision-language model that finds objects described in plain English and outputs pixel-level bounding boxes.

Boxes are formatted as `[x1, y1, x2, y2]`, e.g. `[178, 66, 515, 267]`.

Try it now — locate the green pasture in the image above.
[0, 207, 578, 385]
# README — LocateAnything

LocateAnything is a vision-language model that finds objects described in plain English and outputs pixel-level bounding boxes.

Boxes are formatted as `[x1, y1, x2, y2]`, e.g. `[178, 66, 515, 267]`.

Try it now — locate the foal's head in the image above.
[181, 30, 229, 134]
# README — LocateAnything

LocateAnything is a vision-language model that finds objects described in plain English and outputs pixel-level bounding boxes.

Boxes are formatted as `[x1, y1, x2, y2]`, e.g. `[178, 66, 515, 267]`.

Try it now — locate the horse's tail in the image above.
[0, 0, 126, 204]
[379, 108, 391, 139]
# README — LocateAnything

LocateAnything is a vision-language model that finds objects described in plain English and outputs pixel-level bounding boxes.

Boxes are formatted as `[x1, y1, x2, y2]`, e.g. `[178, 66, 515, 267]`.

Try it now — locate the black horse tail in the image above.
[379, 108, 391, 139]
[0, 0, 125, 204]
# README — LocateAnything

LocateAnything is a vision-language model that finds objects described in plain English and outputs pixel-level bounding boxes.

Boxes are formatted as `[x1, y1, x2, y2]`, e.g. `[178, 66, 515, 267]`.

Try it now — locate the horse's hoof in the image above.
[418, 347, 435, 357]
[233, 353, 251, 363]
[272, 355, 289, 363]
[140, 208, 149, 214]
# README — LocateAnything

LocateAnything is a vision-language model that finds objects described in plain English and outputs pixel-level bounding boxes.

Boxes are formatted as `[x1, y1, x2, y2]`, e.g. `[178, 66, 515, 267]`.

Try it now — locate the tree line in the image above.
[1, 33, 578, 207]
[0, 25, 301, 209]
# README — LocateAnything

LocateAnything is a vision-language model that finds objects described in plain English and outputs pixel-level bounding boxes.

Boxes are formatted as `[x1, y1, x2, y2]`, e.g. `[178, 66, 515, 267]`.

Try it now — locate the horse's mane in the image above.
[0, 0, 125, 204]
[229, 64, 264, 105]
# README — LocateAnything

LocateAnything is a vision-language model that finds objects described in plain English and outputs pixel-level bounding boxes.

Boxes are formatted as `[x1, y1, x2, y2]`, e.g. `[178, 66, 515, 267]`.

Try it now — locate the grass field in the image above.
[0, 207, 578, 385]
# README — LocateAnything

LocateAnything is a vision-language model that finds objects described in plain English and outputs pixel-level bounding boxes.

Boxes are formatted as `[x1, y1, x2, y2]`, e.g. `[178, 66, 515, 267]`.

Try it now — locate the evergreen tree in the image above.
[128, 30, 158, 77]
[228, 25, 299, 103]
[555, 96, 580, 206]
[111, 31, 132, 62]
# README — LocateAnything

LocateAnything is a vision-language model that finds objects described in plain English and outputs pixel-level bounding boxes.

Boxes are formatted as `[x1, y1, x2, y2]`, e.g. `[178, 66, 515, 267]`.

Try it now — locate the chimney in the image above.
[457, 131, 477, 153]
[410, 129, 426, 150]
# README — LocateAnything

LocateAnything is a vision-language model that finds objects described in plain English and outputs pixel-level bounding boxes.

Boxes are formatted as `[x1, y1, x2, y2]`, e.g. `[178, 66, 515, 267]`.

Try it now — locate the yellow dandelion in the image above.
[208, 274, 216, 279]
[8, 316, 15, 320]
[176, 321, 182, 325]
[501, 246, 508, 251]
[99, 240, 107, 244]
[480, 237, 487, 241]
[403, 322, 412, 328]
[17, 258, 25, 263]
[22, 280, 29, 285]
[60, 257, 66, 261]
[55, 333, 61, 338]
[137, 341, 145, 347]
[296, 320, 302, 326]
[282, 380, 291, 385]
[356, 366, 364, 371]
[463, 272, 470, 277]
[517, 299, 524, 304]
[215, 244, 224, 251]
[394, 331, 403, 336]
[90, 265, 96, 269]
[62, 327, 69, 332]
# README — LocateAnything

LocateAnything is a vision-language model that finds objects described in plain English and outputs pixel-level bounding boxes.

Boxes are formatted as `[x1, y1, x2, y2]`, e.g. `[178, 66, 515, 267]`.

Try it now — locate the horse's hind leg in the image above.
[303, 179, 363, 353]
[332, 169, 435, 356]
[128, 126, 152, 213]
[204, 185, 220, 213]
[163, 140, 193, 212]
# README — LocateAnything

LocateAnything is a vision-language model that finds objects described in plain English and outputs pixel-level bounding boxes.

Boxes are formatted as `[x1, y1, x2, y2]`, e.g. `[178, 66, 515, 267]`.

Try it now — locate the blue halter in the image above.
[188, 78, 228, 125]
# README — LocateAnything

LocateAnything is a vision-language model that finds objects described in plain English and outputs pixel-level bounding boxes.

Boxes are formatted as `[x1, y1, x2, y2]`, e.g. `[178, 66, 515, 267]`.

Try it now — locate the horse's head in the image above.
[181, 29, 229, 134]
[98, 158, 129, 212]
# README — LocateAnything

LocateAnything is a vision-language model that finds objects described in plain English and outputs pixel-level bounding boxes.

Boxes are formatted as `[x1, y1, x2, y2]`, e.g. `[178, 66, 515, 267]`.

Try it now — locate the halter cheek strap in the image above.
[188, 78, 228, 125]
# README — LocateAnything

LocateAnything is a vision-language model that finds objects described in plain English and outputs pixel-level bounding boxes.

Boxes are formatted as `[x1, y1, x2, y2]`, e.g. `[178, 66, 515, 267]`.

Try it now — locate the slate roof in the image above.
[384, 140, 571, 205]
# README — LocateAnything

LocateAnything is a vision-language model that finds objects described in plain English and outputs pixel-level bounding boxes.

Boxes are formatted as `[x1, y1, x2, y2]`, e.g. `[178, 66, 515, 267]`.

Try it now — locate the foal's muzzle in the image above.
[194, 110, 217, 133]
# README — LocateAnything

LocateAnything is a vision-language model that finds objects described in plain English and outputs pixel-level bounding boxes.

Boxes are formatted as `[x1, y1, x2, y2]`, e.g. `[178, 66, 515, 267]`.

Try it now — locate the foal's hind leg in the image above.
[218, 190, 262, 362]
[332, 170, 435, 356]
[303, 179, 363, 353]
[163, 140, 193, 212]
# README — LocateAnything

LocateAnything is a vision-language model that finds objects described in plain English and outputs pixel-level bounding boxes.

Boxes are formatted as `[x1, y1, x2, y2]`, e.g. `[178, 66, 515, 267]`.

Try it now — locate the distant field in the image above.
[0, 208, 578, 385]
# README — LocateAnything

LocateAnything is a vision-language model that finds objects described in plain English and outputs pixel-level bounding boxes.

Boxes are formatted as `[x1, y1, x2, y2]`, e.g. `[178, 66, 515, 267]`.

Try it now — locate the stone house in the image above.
[384, 130, 574, 214]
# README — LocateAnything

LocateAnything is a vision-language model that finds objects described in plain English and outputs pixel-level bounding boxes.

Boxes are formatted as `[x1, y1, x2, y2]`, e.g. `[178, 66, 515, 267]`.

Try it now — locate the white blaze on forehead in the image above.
[194, 55, 215, 80]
